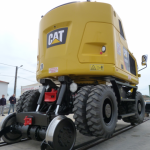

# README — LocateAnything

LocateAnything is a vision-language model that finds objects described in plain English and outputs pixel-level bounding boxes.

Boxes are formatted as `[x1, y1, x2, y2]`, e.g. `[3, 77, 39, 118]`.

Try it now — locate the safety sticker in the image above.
[123, 47, 130, 72]
[128, 75, 131, 80]
[49, 67, 58, 73]
[116, 42, 121, 56]
[90, 64, 104, 71]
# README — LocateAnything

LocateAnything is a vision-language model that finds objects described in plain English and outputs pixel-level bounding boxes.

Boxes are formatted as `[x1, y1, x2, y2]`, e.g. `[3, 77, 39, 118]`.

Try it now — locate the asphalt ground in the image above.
[0, 114, 150, 150]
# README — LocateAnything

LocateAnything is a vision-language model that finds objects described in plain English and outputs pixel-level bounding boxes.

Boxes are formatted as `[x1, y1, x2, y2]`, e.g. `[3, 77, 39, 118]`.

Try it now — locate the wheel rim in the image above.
[137, 100, 142, 115]
[105, 104, 111, 118]
[103, 98, 113, 125]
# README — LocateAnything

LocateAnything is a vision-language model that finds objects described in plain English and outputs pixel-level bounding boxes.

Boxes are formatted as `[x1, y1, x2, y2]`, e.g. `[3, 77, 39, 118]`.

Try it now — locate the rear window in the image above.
[119, 20, 125, 39]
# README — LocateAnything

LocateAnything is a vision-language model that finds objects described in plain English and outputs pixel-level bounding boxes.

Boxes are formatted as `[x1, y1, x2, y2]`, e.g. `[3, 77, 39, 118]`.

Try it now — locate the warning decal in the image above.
[90, 64, 104, 71]
[49, 67, 58, 73]
[116, 42, 121, 56]
[123, 47, 130, 72]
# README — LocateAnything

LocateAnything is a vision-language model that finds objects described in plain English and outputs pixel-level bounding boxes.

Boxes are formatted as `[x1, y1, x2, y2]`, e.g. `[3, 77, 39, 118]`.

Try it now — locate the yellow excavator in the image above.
[0, 1, 148, 150]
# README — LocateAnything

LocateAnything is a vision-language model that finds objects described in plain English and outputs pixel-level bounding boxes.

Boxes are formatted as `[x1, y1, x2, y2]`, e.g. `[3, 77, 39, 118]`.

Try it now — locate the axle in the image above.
[16, 125, 46, 141]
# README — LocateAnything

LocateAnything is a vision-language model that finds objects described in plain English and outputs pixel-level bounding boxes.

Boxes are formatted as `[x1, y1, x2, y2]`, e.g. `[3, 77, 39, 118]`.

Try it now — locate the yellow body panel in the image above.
[36, 2, 138, 85]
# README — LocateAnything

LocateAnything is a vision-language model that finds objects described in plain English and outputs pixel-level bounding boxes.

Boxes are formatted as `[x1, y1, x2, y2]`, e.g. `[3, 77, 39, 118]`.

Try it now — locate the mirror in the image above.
[141, 55, 148, 66]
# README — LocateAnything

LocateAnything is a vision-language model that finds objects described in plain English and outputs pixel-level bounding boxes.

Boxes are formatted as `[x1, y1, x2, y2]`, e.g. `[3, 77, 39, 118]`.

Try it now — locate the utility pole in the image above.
[13, 65, 23, 96]
[14, 66, 18, 95]
[149, 85, 150, 97]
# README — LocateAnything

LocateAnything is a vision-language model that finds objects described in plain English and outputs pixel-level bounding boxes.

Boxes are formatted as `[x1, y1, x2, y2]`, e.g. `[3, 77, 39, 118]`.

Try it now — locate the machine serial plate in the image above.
[90, 64, 104, 71]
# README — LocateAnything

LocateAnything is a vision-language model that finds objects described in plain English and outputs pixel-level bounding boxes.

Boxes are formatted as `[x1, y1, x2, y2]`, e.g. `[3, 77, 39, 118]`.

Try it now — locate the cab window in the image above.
[119, 20, 125, 39]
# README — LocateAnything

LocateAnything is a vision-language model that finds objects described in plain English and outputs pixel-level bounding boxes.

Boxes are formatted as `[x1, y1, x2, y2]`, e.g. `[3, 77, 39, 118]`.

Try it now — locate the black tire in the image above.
[73, 86, 93, 136]
[86, 85, 118, 138]
[16, 90, 33, 113]
[122, 116, 130, 123]
[119, 92, 132, 123]
[125, 92, 145, 124]
[118, 104, 130, 123]
[22, 90, 40, 112]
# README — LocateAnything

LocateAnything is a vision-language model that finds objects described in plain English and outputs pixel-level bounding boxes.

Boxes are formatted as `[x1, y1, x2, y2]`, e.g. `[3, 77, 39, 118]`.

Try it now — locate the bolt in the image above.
[68, 130, 72, 134]
[59, 139, 64, 147]
[63, 127, 68, 130]
[67, 140, 70, 144]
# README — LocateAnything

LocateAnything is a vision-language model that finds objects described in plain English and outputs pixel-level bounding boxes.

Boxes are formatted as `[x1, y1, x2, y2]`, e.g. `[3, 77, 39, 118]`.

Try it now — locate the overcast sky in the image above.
[0, 0, 150, 98]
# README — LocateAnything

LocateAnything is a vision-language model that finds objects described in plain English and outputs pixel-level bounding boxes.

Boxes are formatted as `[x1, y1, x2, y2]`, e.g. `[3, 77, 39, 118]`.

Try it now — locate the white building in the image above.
[0, 80, 9, 99]
[21, 80, 60, 95]
[21, 83, 41, 95]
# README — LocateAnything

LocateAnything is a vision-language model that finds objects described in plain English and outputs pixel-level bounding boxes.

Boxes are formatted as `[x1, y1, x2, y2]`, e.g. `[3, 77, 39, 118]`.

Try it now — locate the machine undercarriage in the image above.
[0, 76, 145, 150]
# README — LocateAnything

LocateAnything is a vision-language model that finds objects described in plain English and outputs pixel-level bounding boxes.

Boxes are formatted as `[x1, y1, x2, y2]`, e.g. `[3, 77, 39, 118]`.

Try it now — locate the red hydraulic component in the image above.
[44, 89, 58, 102]
[24, 116, 32, 126]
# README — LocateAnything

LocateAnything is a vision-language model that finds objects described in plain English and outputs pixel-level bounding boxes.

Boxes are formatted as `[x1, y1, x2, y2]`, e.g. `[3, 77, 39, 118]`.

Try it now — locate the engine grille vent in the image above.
[129, 54, 136, 76]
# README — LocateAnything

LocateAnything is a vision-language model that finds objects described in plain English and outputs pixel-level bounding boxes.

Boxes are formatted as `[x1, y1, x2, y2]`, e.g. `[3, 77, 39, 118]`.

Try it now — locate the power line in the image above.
[0, 63, 15, 67]
[0, 75, 14, 77]
[0, 75, 36, 83]
[19, 68, 36, 74]
[18, 76, 36, 83]
[0, 63, 36, 74]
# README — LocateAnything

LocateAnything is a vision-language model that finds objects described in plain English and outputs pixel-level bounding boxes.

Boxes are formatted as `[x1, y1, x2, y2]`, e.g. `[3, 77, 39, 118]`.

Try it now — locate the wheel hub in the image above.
[45, 116, 76, 150]
[58, 127, 73, 147]
[138, 103, 141, 112]
[137, 101, 142, 114]
[103, 98, 113, 124]
[105, 104, 111, 118]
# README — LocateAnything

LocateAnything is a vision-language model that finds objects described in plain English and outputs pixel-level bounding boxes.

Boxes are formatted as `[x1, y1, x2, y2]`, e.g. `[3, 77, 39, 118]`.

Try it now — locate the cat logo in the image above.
[47, 27, 68, 48]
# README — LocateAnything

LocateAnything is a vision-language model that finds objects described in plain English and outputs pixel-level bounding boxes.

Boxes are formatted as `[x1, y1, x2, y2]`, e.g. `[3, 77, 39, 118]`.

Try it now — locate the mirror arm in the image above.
[138, 64, 147, 72]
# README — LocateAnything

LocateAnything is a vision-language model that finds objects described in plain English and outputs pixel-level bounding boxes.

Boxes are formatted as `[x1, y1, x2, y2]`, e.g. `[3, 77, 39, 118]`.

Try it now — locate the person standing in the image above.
[0, 95, 6, 116]
[8, 94, 16, 114]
